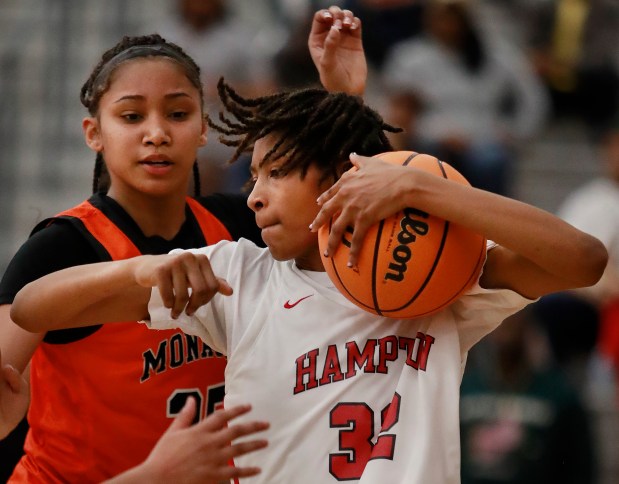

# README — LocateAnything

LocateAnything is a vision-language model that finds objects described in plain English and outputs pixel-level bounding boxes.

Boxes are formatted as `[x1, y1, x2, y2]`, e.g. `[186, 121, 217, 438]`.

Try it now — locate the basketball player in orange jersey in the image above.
[12, 76, 607, 482]
[0, 6, 366, 482]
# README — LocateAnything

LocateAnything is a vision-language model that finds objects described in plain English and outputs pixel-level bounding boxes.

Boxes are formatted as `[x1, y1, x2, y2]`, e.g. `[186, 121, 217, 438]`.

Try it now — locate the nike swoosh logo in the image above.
[284, 294, 314, 309]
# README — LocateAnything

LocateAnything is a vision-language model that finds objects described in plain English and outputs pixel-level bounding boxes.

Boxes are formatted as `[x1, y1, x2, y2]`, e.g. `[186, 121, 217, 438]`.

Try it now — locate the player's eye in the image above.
[170, 111, 188, 120]
[269, 167, 283, 178]
[121, 113, 142, 122]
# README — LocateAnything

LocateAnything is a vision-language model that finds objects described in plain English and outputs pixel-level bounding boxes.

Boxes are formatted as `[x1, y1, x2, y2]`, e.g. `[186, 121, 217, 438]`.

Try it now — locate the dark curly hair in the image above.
[207, 78, 402, 186]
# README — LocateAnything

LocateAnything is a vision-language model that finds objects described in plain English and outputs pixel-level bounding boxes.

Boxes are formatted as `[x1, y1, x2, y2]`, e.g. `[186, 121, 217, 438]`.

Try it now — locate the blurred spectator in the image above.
[156, 0, 277, 100]
[153, 0, 281, 194]
[460, 307, 597, 484]
[381, 0, 548, 196]
[532, 292, 600, 395]
[272, 8, 321, 90]
[552, 126, 619, 482]
[526, 0, 619, 133]
[556, 122, 619, 399]
[557, 122, 619, 307]
[475, 0, 542, 49]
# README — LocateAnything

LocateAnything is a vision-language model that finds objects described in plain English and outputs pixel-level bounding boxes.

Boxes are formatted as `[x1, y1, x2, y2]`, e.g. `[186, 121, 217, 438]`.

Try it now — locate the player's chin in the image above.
[266, 245, 290, 262]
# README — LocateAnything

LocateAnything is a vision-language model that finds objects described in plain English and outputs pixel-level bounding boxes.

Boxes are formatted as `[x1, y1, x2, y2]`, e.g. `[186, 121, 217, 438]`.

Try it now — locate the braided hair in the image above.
[80, 34, 203, 195]
[207, 78, 402, 185]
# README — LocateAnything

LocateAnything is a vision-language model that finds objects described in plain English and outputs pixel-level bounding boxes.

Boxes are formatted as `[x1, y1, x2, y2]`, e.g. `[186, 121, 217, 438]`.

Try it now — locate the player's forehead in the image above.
[250, 135, 283, 172]
[107, 58, 196, 93]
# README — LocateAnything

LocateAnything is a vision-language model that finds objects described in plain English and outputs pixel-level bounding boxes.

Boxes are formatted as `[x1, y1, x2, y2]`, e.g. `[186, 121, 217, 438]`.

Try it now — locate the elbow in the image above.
[576, 236, 609, 288]
[11, 288, 43, 333]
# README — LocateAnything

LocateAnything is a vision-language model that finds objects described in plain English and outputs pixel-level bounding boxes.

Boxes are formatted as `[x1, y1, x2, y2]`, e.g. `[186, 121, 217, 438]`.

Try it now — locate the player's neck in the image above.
[294, 249, 325, 272]
[107, 190, 187, 239]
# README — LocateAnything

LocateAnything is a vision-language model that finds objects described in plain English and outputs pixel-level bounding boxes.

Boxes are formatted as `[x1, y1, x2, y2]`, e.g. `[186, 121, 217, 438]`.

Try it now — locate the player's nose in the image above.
[143, 117, 171, 146]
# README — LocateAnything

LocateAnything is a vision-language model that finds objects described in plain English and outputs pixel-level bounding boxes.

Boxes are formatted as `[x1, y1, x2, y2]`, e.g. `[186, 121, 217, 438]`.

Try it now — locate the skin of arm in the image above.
[0, 306, 43, 438]
[105, 397, 269, 484]
[310, 154, 608, 300]
[11, 251, 230, 332]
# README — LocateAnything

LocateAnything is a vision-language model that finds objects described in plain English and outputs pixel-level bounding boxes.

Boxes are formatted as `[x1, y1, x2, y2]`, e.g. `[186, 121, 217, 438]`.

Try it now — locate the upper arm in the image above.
[1, 221, 107, 335]
[11, 261, 152, 333]
[480, 245, 582, 300]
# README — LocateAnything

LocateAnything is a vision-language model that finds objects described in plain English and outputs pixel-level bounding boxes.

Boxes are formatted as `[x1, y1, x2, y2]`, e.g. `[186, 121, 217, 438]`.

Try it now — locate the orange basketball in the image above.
[318, 151, 487, 319]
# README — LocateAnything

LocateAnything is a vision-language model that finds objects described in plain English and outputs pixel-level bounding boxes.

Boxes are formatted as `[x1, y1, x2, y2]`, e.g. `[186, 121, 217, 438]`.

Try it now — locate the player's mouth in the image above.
[140, 154, 173, 166]
[139, 155, 174, 174]
[258, 221, 280, 241]
[256, 218, 279, 231]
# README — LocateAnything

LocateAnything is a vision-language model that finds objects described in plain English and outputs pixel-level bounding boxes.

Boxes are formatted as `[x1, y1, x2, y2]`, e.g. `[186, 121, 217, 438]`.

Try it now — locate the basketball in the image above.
[318, 151, 487, 319]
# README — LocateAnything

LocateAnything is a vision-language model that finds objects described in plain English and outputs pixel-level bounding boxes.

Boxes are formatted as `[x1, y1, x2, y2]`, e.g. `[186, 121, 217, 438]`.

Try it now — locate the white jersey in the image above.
[146, 239, 532, 483]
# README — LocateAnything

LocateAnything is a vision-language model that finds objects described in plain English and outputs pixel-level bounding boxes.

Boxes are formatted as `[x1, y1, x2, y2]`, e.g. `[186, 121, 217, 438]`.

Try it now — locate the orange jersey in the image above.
[10, 196, 231, 483]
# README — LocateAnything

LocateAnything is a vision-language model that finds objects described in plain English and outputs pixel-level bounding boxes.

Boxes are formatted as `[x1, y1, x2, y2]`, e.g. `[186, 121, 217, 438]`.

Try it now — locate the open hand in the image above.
[309, 6, 366, 95]
[108, 398, 269, 483]
[310, 153, 414, 267]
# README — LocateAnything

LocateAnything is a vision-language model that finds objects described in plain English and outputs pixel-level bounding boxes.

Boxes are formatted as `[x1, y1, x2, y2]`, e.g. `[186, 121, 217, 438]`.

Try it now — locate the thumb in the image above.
[167, 396, 197, 432]
[217, 278, 234, 296]
[349, 152, 370, 169]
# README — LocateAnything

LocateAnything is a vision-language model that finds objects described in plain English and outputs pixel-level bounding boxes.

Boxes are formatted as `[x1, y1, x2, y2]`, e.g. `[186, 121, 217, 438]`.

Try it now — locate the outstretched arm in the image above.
[311, 154, 608, 299]
[309, 7, 366, 95]
[105, 398, 269, 484]
[11, 252, 231, 332]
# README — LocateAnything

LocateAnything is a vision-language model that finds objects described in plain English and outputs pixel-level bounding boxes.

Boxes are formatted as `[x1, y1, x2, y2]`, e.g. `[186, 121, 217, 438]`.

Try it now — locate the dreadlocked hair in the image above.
[206, 78, 402, 184]
[82, 34, 204, 195]
[92, 152, 105, 194]
[192, 160, 201, 196]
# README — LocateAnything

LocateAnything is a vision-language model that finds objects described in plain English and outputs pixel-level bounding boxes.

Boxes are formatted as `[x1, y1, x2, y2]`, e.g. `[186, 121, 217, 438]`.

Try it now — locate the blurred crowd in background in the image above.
[0, 0, 618, 482]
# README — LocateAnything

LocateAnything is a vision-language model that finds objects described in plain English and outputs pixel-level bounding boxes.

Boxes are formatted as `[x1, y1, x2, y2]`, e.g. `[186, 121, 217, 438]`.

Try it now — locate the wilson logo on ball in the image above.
[319, 151, 486, 320]
[385, 207, 429, 282]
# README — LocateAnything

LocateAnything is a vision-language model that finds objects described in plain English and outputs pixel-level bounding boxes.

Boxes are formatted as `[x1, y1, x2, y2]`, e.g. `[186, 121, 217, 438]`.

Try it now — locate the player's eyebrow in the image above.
[113, 92, 192, 103]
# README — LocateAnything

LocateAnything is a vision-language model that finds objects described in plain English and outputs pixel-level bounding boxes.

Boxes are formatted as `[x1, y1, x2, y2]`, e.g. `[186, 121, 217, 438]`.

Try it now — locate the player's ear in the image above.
[83, 117, 103, 152]
[199, 118, 207, 147]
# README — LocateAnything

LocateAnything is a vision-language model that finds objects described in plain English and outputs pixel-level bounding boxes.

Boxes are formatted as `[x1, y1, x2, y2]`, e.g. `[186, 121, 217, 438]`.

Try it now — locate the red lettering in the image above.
[294, 348, 320, 394]
[376, 335, 398, 373]
[398, 336, 416, 367]
[345, 340, 377, 378]
[320, 344, 345, 386]
[411, 332, 435, 371]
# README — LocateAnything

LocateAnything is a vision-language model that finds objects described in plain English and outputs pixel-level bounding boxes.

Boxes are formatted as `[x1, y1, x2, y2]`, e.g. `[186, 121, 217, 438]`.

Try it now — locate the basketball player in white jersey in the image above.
[11, 77, 607, 482]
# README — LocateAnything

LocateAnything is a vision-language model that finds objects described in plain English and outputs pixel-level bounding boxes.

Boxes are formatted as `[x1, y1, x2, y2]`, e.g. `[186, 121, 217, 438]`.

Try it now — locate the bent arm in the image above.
[313, 154, 608, 299]
[426, 178, 607, 298]
[11, 252, 232, 333]
[11, 258, 151, 332]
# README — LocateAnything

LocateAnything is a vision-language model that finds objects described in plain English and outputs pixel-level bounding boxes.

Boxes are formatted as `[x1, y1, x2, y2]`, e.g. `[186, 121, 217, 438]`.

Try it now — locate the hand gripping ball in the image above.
[318, 151, 487, 319]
